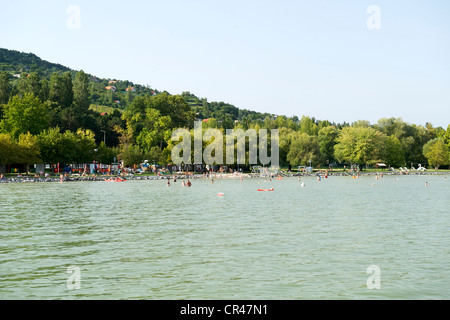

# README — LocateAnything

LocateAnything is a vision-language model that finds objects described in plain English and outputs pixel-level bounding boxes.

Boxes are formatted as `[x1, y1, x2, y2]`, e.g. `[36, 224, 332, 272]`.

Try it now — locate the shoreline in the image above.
[0, 171, 448, 184]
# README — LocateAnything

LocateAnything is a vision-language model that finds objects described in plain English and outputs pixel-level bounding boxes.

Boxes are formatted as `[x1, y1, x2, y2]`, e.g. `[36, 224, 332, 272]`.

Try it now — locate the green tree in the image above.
[423, 138, 449, 169]
[73, 129, 97, 163]
[443, 124, 450, 147]
[18, 72, 43, 100]
[95, 141, 118, 164]
[374, 117, 428, 165]
[17, 132, 42, 173]
[147, 93, 195, 129]
[121, 96, 149, 141]
[135, 108, 172, 152]
[49, 72, 73, 108]
[0, 93, 50, 139]
[59, 107, 79, 131]
[278, 127, 295, 166]
[351, 120, 371, 128]
[0, 133, 18, 164]
[73, 70, 90, 112]
[37, 127, 76, 164]
[318, 125, 339, 164]
[0, 71, 11, 106]
[334, 126, 387, 166]
[298, 116, 319, 136]
[286, 132, 321, 166]
[119, 144, 144, 167]
[383, 135, 405, 167]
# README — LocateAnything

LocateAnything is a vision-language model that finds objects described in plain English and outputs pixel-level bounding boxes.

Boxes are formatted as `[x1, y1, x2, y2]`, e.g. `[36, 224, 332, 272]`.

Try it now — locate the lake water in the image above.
[1, 174, 449, 299]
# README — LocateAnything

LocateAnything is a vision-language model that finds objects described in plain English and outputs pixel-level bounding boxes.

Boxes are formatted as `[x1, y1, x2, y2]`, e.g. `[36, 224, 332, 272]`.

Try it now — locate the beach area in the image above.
[0, 170, 448, 183]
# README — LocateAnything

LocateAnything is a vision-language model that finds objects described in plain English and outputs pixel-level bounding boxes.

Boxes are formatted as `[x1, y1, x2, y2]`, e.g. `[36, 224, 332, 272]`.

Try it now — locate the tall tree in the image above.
[318, 125, 339, 164]
[334, 126, 387, 166]
[286, 132, 322, 166]
[298, 115, 319, 136]
[62, 72, 74, 108]
[0, 93, 50, 139]
[135, 108, 172, 152]
[383, 135, 405, 167]
[0, 71, 11, 106]
[73, 70, 90, 112]
[36, 127, 81, 164]
[17, 132, 42, 173]
[49, 72, 73, 108]
[147, 93, 195, 129]
[0, 133, 18, 164]
[73, 128, 97, 163]
[444, 124, 450, 147]
[18, 72, 43, 100]
[423, 138, 449, 169]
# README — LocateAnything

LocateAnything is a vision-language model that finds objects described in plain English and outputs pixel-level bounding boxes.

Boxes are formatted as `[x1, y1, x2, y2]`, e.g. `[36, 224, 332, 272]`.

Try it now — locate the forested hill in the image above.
[0, 47, 272, 122]
[1, 47, 448, 170]
[0, 48, 71, 75]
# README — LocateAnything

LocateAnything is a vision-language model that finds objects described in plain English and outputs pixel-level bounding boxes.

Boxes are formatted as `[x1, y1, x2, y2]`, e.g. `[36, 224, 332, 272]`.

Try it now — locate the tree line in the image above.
[0, 68, 449, 172]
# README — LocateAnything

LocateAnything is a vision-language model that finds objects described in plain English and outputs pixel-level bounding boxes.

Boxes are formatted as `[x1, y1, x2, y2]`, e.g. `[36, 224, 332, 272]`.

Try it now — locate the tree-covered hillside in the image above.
[0, 48, 271, 119]
[0, 47, 449, 171]
[0, 48, 71, 75]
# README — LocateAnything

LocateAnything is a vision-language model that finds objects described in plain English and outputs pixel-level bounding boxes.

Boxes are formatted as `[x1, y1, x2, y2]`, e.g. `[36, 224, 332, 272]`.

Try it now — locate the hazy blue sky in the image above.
[1, 0, 449, 127]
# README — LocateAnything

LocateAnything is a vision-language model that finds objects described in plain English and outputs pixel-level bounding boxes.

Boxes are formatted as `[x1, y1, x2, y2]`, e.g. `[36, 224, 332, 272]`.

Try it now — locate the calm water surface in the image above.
[1, 174, 449, 299]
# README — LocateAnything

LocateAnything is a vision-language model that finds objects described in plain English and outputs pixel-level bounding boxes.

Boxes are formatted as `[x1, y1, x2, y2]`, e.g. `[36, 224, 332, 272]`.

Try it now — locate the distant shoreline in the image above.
[0, 171, 448, 184]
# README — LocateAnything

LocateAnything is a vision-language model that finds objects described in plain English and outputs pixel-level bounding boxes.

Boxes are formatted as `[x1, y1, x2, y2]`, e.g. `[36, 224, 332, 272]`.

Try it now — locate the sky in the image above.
[1, 0, 449, 127]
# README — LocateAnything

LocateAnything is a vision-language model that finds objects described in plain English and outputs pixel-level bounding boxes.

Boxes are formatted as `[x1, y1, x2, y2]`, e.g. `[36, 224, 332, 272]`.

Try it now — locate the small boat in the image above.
[257, 188, 274, 191]
[217, 193, 224, 197]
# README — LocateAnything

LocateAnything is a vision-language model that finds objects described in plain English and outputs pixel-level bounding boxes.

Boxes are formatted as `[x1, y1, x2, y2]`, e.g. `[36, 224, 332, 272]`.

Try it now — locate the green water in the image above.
[1, 174, 449, 299]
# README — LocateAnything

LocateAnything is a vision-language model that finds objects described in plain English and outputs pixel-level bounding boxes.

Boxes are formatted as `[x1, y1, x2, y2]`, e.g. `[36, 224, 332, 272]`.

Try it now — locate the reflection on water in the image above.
[0, 174, 449, 299]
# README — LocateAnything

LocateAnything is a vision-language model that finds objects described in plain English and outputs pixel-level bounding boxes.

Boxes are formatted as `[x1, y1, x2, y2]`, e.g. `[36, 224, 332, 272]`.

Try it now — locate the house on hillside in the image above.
[105, 86, 117, 92]
[126, 87, 136, 92]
